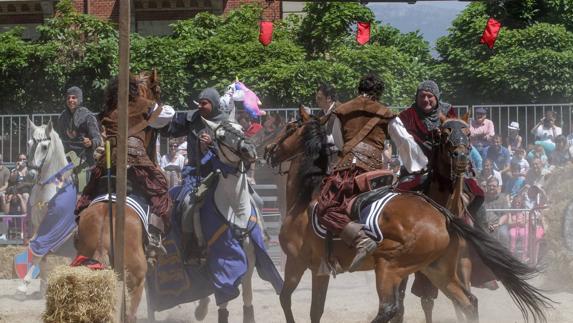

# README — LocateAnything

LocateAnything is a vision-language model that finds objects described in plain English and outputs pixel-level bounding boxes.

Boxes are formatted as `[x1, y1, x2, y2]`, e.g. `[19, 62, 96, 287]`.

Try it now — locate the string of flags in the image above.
[258, 17, 501, 48]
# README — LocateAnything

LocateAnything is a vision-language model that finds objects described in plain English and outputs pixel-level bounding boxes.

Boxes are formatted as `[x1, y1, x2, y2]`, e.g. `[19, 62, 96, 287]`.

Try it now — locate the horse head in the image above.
[264, 105, 319, 168]
[134, 68, 161, 103]
[437, 116, 471, 179]
[202, 118, 257, 166]
[26, 118, 68, 186]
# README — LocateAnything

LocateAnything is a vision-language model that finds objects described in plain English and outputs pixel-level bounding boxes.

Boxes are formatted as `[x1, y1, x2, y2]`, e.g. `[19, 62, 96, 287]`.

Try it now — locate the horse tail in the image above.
[447, 217, 554, 323]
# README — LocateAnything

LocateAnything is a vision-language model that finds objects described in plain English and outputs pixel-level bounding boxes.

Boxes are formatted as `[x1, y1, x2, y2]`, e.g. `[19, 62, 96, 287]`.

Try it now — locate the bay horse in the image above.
[264, 107, 552, 323]
[17, 119, 77, 294]
[74, 71, 167, 323]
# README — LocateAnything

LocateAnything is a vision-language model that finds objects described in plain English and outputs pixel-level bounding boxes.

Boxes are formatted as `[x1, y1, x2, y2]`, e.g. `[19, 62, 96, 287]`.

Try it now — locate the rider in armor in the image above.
[55, 86, 102, 190]
[316, 73, 395, 272]
[75, 77, 174, 258]
[161, 88, 228, 263]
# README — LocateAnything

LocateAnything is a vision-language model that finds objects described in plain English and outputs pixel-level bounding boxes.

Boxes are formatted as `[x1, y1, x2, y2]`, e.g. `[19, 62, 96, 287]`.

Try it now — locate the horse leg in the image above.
[218, 303, 229, 323]
[371, 259, 403, 323]
[310, 270, 330, 323]
[194, 297, 210, 321]
[125, 215, 148, 323]
[456, 255, 472, 322]
[242, 238, 256, 323]
[280, 256, 307, 323]
[125, 270, 146, 323]
[389, 276, 408, 323]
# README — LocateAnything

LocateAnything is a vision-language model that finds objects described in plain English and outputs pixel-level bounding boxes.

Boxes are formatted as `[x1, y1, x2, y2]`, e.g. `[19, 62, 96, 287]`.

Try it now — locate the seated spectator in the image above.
[160, 141, 185, 188]
[550, 135, 572, 166]
[483, 177, 510, 248]
[511, 148, 529, 176]
[526, 158, 550, 189]
[237, 111, 263, 138]
[0, 154, 10, 212]
[530, 111, 562, 154]
[479, 158, 503, 188]
[483, 135, 511, 174]
[527, 144, 548, 168]
[258, 112, 285, 147]
[470, 107, 495, 157]
[503, 162, 526, 196]
[506, 121, 522, 155]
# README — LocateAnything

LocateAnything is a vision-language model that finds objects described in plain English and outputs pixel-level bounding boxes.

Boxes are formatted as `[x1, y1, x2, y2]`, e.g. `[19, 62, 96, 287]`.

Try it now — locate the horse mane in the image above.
[442, 118, 469, 128]
[104, 75, 142, 112]
[289, 118, 329, 215]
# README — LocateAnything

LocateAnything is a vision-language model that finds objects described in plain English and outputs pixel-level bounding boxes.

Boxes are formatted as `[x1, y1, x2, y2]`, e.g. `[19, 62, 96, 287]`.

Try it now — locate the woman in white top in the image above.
[160, 142, 185, 188]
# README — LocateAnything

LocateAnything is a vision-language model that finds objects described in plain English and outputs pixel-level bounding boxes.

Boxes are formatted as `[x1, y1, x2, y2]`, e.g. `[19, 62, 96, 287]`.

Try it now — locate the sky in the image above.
[368, 1, 469, 52]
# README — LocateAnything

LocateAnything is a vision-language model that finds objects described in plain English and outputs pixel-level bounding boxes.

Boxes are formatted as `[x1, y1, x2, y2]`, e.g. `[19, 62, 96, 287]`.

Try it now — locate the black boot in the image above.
[341, 222, 378, 272]
[243, 305, 255, 323]
[218, 308, 229, 323]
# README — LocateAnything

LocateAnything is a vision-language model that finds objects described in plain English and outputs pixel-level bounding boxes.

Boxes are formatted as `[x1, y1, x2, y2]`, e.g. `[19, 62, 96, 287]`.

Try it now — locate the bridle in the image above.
[214, 122, 254, 173]
[265, 119, 305, 175]
[439, 120, 470, 182]
[27, 137, 51, 173]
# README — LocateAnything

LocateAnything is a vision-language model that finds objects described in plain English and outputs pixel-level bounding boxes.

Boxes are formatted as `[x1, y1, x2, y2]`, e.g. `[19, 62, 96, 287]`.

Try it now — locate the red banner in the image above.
[480, 18, 502, 49]
[259, 21, 273, 47]
[356, 22, 371, 46]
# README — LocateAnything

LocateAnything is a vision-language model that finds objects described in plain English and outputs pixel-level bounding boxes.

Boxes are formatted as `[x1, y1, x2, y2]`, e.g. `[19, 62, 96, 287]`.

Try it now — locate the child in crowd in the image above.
[511, 148, 529, 176]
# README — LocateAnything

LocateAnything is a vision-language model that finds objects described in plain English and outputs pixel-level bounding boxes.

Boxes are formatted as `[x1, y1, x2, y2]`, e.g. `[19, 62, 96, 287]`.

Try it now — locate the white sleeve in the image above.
[331, 116, 344, 151]
[149, 104, 175, 129]
[388, 117, 428, 173]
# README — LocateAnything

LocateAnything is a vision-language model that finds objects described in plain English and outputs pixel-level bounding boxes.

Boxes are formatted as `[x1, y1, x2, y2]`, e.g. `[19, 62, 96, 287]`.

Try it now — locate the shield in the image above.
[14, 248, 39, 279]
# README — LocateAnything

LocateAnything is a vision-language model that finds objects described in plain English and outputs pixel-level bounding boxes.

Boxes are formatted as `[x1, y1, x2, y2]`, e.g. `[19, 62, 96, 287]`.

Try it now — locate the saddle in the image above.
[346, 169, 396, 219]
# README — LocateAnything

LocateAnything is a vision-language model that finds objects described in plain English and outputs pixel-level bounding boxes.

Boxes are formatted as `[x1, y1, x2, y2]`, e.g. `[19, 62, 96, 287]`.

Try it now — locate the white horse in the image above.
[18, 119, 76, 294]
[194, 118, 282, 323]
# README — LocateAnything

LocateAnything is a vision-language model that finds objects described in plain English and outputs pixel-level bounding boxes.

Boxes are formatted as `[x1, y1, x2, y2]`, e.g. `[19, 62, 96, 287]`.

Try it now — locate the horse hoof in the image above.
[218, 308, 229, 323]
[243, 305, 255, 323]
[195, 297, 210, 321]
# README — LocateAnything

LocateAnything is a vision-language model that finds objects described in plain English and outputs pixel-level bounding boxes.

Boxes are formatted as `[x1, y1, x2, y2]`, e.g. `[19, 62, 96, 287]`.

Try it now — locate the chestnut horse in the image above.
[264, 108, 551, 323]
[74, 71, 165, 323]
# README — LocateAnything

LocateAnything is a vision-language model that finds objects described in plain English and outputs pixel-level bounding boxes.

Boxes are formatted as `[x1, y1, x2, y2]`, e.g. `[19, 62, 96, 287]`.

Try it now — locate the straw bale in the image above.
[43, 265, 117, 323]
[540, 164, 573, 290]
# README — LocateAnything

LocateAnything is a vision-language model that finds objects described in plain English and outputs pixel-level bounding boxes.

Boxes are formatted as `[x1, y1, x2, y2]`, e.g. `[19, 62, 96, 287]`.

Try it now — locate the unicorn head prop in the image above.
[219, 80, 266, 121]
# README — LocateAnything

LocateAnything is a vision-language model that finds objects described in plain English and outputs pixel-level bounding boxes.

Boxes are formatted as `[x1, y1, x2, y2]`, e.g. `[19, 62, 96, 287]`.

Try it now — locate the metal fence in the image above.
[1, 103, 572, 163]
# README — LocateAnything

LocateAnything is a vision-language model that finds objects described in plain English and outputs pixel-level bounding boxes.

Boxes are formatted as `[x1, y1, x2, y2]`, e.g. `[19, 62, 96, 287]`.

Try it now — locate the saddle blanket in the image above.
[311, 192, 399, 242]
[90, 194, 150, 240]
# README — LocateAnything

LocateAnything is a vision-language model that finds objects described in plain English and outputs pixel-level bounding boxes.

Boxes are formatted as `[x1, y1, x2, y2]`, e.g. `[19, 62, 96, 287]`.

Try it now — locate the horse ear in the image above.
[45, 121, 53, 136]
[27, 117, 36, 130]
[202, 117, 219, 131]
[151, 67, 158, 83]
[298, 104, 311, 122]
[461, 112, 470, 124]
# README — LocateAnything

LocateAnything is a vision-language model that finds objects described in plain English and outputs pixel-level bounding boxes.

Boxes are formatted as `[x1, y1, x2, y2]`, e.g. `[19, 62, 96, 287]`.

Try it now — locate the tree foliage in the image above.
[0, 0, 431, 113]
[435, 2, 573, 103]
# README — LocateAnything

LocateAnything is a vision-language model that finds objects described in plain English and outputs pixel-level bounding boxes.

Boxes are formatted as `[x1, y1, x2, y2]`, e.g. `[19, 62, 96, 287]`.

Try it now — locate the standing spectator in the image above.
[483, 177, 510, 248]
[0, 154, 10, 211]
[483, 135, 511, 174]
[2, 186, 27, 215]
[160, 141, 185, 188]
[550, 135, 572, 166]
[470, 107, 495, 157]
[55, 86, 102, 191]
[530, 111, 562, 154]
[9, 154, 30, 192]
[526, 158, 550, 189]
[479, 158, 503, 188]
[506, 121, 522, 155]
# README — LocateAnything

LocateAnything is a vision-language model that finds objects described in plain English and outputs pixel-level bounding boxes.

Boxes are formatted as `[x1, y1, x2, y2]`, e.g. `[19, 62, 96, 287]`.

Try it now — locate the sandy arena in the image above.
[0, 269, 571, 323]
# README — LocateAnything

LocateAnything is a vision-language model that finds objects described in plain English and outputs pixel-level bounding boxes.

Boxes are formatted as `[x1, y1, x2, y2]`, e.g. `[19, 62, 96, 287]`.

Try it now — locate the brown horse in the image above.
[74, 71, 163, 322]
[264, 107, 552, 323]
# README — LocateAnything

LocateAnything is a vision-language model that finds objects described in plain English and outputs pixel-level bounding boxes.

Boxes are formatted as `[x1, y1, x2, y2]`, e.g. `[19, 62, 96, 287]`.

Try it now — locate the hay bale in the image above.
[43, 265, 117, 323]
[0, 245, 25, 278]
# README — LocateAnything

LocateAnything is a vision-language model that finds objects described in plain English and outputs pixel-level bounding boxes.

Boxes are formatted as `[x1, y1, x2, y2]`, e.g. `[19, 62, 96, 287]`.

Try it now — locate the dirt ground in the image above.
[0, 270, 571, 323]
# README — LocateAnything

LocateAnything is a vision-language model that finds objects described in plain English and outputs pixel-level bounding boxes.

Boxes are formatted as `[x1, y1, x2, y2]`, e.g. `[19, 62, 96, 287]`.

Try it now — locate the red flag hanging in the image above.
[259, 21, 273, 47]
[356, 22, 371, 45]
[480, 18, 502, 49]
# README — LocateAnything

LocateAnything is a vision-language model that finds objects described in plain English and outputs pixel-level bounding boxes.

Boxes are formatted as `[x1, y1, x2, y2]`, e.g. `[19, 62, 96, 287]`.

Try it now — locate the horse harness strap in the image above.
[208, 216, 257, 247]
[127, 104, 163, 137]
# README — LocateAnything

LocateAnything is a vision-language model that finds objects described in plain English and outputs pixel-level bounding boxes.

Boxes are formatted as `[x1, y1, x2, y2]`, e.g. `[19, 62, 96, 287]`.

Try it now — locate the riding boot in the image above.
[218, 308, 229, 323]
[340, 222, 378, 272]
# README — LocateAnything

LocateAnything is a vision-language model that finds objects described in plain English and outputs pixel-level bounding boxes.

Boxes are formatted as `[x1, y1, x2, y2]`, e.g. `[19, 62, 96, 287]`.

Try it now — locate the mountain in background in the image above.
[368, 2, 469, 55]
